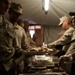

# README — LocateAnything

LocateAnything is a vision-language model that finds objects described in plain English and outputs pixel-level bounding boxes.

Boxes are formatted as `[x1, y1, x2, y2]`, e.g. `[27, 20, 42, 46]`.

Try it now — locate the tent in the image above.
[12, 0, 75, 26]
[6, 0, 75, 45]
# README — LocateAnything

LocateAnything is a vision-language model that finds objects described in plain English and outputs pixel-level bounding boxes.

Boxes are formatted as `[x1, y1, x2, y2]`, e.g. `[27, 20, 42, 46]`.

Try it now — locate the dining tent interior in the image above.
[4, 0, 75, 75]
[5, 0, 75, 46]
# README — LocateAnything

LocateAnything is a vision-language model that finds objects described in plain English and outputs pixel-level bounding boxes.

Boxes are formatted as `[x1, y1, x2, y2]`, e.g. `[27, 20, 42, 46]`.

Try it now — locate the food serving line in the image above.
[20, 48, 68, 75]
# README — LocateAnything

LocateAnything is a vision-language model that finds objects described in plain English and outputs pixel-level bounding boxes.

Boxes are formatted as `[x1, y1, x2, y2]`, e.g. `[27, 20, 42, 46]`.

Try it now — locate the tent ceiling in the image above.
[11, 0, 75, 26]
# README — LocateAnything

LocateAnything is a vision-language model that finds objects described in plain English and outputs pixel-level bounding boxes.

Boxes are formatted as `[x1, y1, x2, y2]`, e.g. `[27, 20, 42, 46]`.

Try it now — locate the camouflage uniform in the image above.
[66, 29, 75, 54]
[0, 9, 25, 75]
[0, 15, 16, 71]
[25, 31, 36, 47]
[59, 30, 75, 75]
[0, 1, 26, 75]
[47, 16, 75, 54]
[14, 23, 32, 51]
[48, 26, 75, 52]
[58, 15, 75, 75]
[14, 23, 37, 73]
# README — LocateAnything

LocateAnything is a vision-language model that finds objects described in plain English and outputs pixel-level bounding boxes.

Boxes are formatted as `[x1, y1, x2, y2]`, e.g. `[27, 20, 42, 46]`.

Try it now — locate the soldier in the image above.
[59, 34, 75, 75]
[33, 33, 38, 44]
[0, 0, 17, 75]
[17, 19, 42, 72]
[59, 13, 75, 75]
[0, 1, 28, 75]
[47, 15, 75, 57]
[8, 2, 41, 73]
[59, 31, 75, 75]
[8, 2, 28, 73]
[17, 19, 24, 28]
[8, 2, 36, 51]
[19, 20, 37, 47]
[0, 0, 12, 74]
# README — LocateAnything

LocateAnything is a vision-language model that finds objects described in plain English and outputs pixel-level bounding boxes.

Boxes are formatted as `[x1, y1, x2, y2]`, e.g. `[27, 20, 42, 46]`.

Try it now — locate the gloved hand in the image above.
[47, 43, 56, 49]
[54, 44, 63, 50]
[59, 54, 72, 66]
[41, 45, 49, 51]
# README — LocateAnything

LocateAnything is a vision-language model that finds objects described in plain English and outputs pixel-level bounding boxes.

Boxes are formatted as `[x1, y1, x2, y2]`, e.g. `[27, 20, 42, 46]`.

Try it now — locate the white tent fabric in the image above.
[12, 0, 75, 26]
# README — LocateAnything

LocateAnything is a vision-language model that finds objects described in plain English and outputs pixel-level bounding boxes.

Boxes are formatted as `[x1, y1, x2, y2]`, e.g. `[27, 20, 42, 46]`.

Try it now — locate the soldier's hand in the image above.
[41, 45, 48, 51]
[54, 44, 63, 50]
[59, 55, 71, 66]
[47, 43, 56, 49]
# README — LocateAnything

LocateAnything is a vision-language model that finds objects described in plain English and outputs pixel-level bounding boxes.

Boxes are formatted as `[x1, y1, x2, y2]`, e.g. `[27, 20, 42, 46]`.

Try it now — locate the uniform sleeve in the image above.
[56, 27, 74, 44]
[28, 33, 36, 47]
[66, 31, 75, 54]
[30, 39, 36, 47]
[21, 30, 32, 51]
[63, 27, 74, 36]
[48, 27, 74, 48]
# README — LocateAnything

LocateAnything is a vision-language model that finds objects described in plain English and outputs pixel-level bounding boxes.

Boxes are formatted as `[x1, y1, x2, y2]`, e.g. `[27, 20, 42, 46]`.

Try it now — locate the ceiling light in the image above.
[44, 0, 49, 11]
[42, 0, 49, 14]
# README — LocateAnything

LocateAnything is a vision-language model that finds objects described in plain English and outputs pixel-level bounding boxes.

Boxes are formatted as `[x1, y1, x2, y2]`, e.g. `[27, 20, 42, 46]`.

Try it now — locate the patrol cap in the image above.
[69, 12, 75, 19]
[59, 15, 68, 26]
[69, 12, 75, 16]
[10, 2, 23, 15]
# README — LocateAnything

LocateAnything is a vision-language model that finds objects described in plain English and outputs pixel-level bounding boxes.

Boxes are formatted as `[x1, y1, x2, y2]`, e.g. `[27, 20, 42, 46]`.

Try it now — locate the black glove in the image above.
[55, 44, 63, 50]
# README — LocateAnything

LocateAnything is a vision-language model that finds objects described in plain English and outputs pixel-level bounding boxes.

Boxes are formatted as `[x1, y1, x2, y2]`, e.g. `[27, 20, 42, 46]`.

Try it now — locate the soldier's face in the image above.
[9, 11, 21, 22]
[62, 22, 68, 30]
[20, 23, 24, 28]
[0, 0, 11, 15]
[62, 19, 69, 30]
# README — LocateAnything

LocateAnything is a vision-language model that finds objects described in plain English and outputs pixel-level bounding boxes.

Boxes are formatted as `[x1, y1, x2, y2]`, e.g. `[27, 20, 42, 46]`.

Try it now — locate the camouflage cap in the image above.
[10, 2, 23, 15]
[58, 15, 68, 26]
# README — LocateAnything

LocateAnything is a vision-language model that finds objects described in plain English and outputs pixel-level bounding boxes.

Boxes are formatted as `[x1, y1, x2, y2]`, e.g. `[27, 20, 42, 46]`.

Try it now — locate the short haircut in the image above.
[17, 19, 24, 25]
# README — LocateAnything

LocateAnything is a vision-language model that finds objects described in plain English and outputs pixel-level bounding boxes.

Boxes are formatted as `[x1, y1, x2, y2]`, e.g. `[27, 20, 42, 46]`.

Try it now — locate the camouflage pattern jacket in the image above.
[0, 15, 15, 62]
[0, 15, 17, 71]
[14, 23, 32, 51]
[25, 31, 36, 47]
[48, 26, 75, 52]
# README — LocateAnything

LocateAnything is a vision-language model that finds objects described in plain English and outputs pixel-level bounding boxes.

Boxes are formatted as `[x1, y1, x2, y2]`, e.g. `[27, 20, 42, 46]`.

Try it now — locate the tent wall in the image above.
[43, 26, 64, 44]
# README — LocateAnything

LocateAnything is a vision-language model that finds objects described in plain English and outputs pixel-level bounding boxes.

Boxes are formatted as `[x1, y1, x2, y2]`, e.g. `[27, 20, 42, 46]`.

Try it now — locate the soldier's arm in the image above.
[0, 45, 10, 52]
[21, 30, 32, 51]
[48, 27, 74, 48]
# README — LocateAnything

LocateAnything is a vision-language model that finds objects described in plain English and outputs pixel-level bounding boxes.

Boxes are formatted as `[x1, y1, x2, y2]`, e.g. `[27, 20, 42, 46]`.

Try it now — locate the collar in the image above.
[14, 23, 19, 29]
